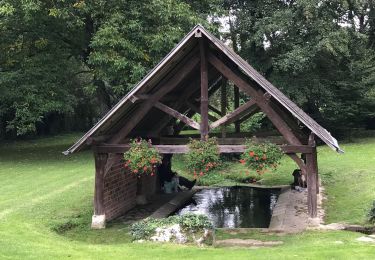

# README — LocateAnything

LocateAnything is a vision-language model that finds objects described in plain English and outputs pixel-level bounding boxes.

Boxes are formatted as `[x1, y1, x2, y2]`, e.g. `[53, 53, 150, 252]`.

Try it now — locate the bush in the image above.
[130, 214, 213, 240]
[224, 173, 262, 184]
[240, 141, 283, 174]
[123, 138, 162, 176]
[369, 201, 375, 223]
[185, 137, 220, 177]
[178, 213, 213, 231]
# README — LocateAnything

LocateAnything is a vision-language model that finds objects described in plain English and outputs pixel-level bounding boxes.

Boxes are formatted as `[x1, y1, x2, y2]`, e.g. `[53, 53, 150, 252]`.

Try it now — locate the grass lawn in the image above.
[0, 133, 374, 259]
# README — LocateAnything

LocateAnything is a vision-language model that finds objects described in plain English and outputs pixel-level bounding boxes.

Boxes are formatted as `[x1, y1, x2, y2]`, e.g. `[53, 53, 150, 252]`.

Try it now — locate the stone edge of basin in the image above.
[268, 186, 291, 231]
[149, 190, 197, 219]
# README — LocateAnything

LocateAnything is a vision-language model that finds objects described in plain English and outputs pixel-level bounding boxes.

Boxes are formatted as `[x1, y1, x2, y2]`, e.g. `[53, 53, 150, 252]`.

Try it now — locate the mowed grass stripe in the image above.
[0, 175, 93, 220]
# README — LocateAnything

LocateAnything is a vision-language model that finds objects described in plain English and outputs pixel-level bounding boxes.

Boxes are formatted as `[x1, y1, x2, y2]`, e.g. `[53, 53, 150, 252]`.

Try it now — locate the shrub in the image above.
[130, 214, 213, 240]
[240, 141, 283, 174]
[123, 138, 162, 176]
[369, 201, 375, 223]
[224, 173, 262, 184]
[184, 137, 220, 177]
[178, 213, 213, 231]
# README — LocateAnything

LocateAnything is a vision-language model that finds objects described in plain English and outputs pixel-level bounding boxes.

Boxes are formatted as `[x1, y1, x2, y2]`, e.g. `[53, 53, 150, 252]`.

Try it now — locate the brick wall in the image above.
[102, 154, 160, 221]
[139, 174, 160, 199]
[103, 155, 137, 221]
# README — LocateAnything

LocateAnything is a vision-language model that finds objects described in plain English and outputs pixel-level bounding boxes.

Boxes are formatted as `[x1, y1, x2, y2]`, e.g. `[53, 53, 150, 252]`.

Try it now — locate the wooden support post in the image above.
[306, 133, 318, 218]
[221, 79, 227, 137]
[92, 152, 108, 229]
[200, 38, 209, 139]
[313, 141, 319, 194]
[234, 86, 240, 133]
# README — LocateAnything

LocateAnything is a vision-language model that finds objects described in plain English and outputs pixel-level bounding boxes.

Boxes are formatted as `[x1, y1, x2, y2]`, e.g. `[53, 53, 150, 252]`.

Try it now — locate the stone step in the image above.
[214, 238, 283, 248]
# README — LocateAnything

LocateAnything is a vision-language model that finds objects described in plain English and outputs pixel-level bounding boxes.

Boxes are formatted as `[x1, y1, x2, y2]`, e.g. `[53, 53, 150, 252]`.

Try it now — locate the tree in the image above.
[0, 0, 211, 137]
[217, 0, 375, 131]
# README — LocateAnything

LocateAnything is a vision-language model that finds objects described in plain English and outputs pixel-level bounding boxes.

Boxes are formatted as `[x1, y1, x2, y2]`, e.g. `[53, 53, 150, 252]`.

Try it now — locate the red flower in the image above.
[199, 172, 204, 176]
[143, 166, 148, 171]
[249, 151, 255, 157]
[133, 169, 138, 173]
[239, 159, 246, 165]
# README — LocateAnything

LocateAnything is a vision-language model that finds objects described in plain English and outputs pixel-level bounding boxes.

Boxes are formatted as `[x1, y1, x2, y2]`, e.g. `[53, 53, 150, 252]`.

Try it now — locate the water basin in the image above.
[175, 186, 279, 228]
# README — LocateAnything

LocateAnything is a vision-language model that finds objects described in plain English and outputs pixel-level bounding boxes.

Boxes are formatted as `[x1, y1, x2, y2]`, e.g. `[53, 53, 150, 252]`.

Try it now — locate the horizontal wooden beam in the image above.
[210, 99, 257, 129]
[158, 136, 286, 145]
[94, 144, 313, 154]
[154, 102, 200, 130]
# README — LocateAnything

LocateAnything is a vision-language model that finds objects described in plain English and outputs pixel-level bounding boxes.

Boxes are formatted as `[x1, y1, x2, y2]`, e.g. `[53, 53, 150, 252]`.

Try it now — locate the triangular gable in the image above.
[64, 25, 342, 155]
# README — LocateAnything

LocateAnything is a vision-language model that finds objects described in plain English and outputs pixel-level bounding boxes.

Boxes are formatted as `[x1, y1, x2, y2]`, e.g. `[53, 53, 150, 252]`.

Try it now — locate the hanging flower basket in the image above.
[240, 141, 283, 175]
[184, 137, 221, 177]
[123, 138, 162, 177]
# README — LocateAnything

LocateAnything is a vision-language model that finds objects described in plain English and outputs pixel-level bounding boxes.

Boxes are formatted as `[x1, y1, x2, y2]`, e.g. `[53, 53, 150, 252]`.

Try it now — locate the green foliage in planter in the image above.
[123, 138, 162, 176]
[240, 141, 283, 175]
[184, 137, 220, 177]
[130, 214, 213, 240]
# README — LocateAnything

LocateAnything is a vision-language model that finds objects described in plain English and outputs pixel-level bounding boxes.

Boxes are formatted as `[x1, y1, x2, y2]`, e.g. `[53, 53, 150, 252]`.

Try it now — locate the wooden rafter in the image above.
[207, 53, 302, 145]
[154, 102, 200, 130]
[210, 99, 257, 129]
[234, 86, 240, 132]
[287, 153, 307, 174]
[108, 55, 200, 144]
[221, 79, 227, 137]
[237, 107, 261, 124]
[186, 100, 219, 122]
[150, 70, 222, 137]
[208, 105, 222, 116]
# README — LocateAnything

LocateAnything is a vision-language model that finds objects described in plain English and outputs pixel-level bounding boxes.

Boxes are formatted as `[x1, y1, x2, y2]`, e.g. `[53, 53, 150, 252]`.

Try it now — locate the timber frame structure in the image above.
[64, 25, 342, 228]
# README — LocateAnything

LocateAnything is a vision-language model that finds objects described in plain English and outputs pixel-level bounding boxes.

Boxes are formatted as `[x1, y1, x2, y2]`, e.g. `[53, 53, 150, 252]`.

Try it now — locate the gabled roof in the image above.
[64, 25, 342, 155]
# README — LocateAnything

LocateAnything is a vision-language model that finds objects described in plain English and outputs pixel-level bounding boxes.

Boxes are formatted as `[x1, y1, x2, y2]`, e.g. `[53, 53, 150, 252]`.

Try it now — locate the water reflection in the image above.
[176, 187, 279, 228]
